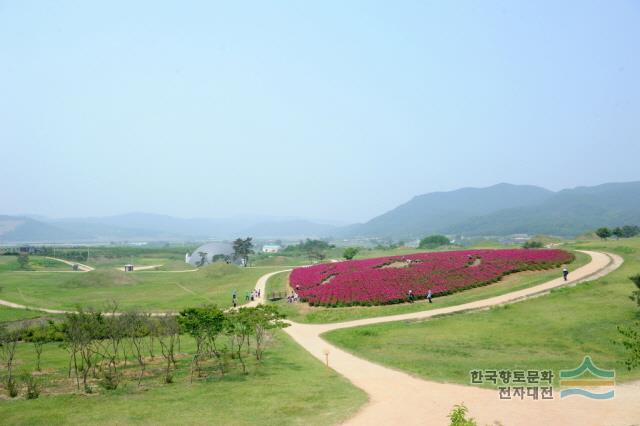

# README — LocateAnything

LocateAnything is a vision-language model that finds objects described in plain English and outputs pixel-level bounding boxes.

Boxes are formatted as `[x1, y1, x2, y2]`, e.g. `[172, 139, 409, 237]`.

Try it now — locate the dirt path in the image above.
[2, 251, 637, 424]
[45, 256, 94, 272]
[243, 269, 292, 308]
[283, 251, 640, 426]
[114, 264, 163, 272]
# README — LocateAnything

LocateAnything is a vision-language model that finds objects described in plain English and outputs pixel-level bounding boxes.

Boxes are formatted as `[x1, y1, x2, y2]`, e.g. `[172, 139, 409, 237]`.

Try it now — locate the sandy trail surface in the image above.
[283, 251, 640, 426]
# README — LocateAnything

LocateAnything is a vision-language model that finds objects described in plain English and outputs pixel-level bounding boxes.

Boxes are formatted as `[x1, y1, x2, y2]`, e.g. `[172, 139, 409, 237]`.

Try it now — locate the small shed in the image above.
[124, 264, 134, 272]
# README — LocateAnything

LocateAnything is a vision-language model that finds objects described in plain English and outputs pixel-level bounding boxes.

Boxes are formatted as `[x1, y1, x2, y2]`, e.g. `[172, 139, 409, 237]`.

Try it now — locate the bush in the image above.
[448, 404, 477, 426]
[419, 235, 450, 249]
[522, 240, 544, 249]
[21, 372, 41, 399]
[6, 376, 19, 398]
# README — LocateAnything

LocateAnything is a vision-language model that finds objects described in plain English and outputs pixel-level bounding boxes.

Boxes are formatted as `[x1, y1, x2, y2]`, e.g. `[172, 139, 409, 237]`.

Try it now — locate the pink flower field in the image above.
[290, 249, 574, 307]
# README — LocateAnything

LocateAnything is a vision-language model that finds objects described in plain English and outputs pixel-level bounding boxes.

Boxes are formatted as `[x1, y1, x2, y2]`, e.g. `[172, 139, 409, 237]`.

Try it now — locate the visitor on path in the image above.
[427, 289, 433, 303]
[562, 266, 569, 281]
[232, 298, 237, 308]
[407, 289, 414, 303]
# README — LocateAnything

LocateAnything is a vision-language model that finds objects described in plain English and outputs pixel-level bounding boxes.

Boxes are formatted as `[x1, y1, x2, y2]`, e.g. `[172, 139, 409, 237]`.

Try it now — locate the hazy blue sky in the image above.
[1, 1, 638, 223]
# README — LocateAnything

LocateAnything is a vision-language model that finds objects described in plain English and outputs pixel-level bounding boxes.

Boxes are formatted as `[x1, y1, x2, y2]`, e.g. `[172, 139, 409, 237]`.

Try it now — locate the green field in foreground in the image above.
[0, 263, 284, 312]
[324, 238, 640, 386]
[0, 331, 366, 425]
[267, 250, 589, 323]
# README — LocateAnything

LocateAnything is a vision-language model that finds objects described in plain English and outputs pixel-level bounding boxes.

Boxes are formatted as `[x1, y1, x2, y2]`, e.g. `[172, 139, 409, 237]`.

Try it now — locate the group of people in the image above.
[231, 288, 262, 308]
[287, 291, 299, 303]
[406, 289, 433, 304]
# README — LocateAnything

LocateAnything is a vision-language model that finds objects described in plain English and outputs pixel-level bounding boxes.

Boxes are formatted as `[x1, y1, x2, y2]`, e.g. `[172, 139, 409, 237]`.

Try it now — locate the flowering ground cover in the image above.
[290, 249, 574, 307]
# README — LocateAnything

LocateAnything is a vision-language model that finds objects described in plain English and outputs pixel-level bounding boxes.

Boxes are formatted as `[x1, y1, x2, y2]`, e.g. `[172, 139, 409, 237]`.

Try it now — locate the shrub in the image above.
[21, 372, 41, 399]
[448, 403, 477, 426]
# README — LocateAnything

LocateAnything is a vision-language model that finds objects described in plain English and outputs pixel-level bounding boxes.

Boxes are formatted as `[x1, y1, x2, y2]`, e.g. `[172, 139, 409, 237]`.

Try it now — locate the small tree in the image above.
[522, 240, 544, 249]
[233, 237, 254, 266]
[618, 275, 640, 371]
[419, 235, 450, 249]
[448, 403, 477, 426]
[178, 305, 225, 382]
[612, 227, 624, 239]
[622, 225, 640, 238]
[0, 325, 22, 396]
[629, 274, 640, 307]
[595, 227, 612, 240]
[343, 247, 359, 260]
[249, 305, 288, 361]
[24, 323, 52, 371]
[17, 254, 30, 270]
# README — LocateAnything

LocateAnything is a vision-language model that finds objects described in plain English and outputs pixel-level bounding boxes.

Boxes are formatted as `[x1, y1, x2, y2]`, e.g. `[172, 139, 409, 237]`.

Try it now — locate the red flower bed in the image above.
[289, 249, 574, 307]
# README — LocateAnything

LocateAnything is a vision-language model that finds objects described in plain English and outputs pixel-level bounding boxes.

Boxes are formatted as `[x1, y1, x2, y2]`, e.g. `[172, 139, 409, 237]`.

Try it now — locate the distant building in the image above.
[187, 242, 235, 267]
[261, 244, 281, 253]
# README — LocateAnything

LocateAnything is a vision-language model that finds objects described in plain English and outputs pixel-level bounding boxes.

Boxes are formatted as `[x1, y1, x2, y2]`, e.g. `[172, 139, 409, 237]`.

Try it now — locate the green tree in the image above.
[343, 247, 359, 260]
[17, 254, 29, 270]
[178, 305, 226, 381]
[595, 227, 612, 240]
[612, 227, 624, 239]
[247, 305, 288, 361]
[628, 274, 640, 307]
[233, 237, 254, 266]
[522, 240, 544, 249]
[622, 225, 640, 238]
[419, 235, 450, 249]
[618, 274, 640, 371]
[447, 403, 477, 426]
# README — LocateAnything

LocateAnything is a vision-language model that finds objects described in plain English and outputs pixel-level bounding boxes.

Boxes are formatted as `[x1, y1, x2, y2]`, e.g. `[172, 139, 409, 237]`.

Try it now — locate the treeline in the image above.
[281, 239, 335, 261]
[595, 225, 640, 240]
[0, 304, 287, 399]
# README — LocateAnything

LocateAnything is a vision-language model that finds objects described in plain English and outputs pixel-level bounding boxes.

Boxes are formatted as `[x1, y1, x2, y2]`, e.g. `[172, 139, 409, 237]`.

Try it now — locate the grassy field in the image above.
[0, 306, 53, 324]
[0, 331, 366, 425]
[323, 238, 640, 386]
[0, 263, 287, 312]
[267, 250, 588, 323]
[0, 256, 74, 272]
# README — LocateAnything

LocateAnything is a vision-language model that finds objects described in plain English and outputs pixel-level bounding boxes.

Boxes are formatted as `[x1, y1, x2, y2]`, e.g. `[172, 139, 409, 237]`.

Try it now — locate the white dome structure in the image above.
[187, 242, 234, 267]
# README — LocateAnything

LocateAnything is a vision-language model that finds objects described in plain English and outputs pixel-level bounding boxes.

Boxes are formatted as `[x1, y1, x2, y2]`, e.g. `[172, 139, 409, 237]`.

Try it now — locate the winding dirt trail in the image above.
[282, 251, 640, 426]
[2, 251, 638, 424]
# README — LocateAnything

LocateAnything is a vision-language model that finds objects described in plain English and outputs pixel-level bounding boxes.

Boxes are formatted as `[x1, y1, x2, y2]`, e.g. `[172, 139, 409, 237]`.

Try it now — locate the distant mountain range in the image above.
[0, 213, 339, 244]
[2, 181, 640, 243]
[341, 181, 640, 239]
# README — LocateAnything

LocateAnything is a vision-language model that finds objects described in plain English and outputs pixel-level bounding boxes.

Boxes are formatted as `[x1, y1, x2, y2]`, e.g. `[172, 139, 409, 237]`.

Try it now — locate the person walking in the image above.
[407, 289, 414, 303]
[427, 289, 433, 303]
[562, 266, 569, 281]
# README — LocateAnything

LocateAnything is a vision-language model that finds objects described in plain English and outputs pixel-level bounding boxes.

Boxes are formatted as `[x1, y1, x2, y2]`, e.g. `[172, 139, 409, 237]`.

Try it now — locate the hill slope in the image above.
[343, 183, 554, 238]
[343, 181, 640, 238]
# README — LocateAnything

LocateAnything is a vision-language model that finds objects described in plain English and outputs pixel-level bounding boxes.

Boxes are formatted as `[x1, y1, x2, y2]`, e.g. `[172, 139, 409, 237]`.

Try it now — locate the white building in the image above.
[261, 244, 281, 253]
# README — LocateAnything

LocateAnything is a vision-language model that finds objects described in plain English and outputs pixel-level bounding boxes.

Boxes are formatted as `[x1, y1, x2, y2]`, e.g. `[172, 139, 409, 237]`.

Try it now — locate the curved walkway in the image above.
[282, 251, 640, 426]
[2, 251, 637, 424]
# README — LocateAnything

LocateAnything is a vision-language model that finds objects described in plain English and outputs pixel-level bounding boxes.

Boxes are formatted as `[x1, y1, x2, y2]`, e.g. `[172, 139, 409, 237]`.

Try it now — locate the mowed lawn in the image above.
[268, 251, 589, 323]
[324, 239, 640, 385]
[0, 263, 289, 312]
[0, 331, 367, 426]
